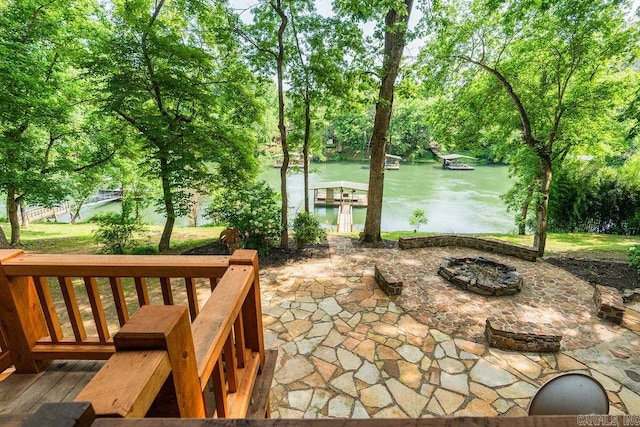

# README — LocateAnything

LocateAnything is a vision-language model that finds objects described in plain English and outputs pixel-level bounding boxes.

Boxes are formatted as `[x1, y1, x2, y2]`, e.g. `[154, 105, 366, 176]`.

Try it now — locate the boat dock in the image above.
[311, 181, 369, 208]
[311, 181, 368, 232]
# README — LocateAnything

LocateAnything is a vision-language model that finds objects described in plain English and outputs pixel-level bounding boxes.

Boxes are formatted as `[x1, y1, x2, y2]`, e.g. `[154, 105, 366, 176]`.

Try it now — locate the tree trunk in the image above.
[303, 94, 311, 214]
[273, 0, 289, 248]
[19, 199, 29, 228]
[361, 0, 413, 243]
[518, 185, 534, 235]
[159, 157, 174, 252]
[7, 189, 21, 246]
[533, 154, 553, 257]
[71, 205, 82, 224]
[0, 226, 9, 248]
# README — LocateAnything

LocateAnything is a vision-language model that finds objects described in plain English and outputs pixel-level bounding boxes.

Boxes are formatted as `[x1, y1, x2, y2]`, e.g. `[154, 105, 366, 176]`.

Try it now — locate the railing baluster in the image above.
[211, 354, 228, 417]
[134, 277, 149, 307]
[83, 277, 110, 343]
[160, 277, 174, 305]
[234, 316, 246, 368]
[109, 277, 129, 327]
[223, 334, 238, 393]
[184, 277, 199, 321]
[58, 276, 87, 342]
[33, 276, 63, 343]
[209, 277, 219, 291]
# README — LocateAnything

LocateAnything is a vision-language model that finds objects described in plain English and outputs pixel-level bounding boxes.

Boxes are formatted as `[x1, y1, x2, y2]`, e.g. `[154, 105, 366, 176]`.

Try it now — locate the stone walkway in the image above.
[259, 236, 640, 418]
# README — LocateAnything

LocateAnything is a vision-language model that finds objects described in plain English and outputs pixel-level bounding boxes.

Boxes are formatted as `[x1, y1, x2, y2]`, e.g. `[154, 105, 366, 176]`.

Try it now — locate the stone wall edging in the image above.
[398, 234, 538, 262]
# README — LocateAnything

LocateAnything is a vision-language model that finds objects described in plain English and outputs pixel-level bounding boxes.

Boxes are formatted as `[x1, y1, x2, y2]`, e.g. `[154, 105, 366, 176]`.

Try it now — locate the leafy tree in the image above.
[409, 208, 429, 231]
[335, 0, 416, 243]
[89, 0, 261, 251]
[421, 0, 636, 256]
[0, 0, 117, 245]
[287, 3, 364, 212]
[236, 0, 291, 248]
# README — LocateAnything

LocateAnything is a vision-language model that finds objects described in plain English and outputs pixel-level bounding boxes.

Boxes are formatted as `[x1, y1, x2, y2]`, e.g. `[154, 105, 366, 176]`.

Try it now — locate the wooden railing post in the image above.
[229, 250, 265, 368]
[113, 305, 205, 418]
[0, 249, 49, 373]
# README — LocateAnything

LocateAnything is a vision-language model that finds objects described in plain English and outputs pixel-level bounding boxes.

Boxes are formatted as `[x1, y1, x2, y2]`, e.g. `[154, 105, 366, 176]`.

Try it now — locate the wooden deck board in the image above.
[0, 360, 103, 415]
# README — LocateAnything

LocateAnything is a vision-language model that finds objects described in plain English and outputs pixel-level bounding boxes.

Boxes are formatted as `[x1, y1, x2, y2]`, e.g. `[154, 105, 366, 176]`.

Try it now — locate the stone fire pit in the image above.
[438, 257, 523, 296]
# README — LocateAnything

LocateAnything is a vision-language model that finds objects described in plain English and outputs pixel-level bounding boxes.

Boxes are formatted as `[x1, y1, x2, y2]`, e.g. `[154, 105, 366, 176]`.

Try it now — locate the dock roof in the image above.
[439, 154, 477, 160]
[309, 181, 369, 192]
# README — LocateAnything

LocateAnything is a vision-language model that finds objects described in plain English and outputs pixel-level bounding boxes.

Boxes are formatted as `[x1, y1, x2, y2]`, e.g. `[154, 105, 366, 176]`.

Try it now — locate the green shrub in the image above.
[129, 245, 159, 255]
[207, 181, 281, 254]
[629, 246, 640, 274]
[409, 209, 429, 232]
[293, 212, 326, 250]
[91, 200, 143, 254]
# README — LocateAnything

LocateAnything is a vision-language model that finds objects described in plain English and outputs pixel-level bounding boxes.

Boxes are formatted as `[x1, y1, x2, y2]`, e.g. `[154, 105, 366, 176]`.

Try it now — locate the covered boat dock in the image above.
[310, 181, 369, 208]
[440, 154, 476, 170]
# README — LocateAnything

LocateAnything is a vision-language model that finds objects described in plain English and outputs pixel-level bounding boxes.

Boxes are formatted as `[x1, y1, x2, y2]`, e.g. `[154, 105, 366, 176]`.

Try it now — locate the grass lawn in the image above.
[382, 231, 637, 261]
[6, 222, 224, 255]
[2, 221, 637, 260]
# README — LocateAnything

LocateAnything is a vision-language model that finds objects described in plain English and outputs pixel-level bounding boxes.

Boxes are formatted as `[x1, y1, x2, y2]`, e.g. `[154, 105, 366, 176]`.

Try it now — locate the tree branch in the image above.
[454, 54, 537, 147]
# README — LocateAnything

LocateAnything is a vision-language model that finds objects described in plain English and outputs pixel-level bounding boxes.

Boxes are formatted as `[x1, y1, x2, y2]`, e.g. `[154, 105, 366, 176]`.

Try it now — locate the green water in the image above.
[36, 160, 516, 233]
[260, 160, 516, 233]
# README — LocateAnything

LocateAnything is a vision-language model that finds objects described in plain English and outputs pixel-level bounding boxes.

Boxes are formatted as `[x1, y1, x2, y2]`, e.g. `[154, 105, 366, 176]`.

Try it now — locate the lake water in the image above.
[28, 160, 516, 233]
[260, 160, 516, 233]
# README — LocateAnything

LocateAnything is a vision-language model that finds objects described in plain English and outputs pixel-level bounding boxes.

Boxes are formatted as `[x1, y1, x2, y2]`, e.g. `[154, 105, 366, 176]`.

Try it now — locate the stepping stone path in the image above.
[260, 236, 640, 418]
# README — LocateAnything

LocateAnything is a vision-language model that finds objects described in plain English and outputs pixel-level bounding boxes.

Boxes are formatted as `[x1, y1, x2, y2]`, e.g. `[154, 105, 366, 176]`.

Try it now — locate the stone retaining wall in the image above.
[374, 264, 403, 296]
[486, 318, 562, 352]
[593, 284, 625, 324]
[399, 234, 538, 262]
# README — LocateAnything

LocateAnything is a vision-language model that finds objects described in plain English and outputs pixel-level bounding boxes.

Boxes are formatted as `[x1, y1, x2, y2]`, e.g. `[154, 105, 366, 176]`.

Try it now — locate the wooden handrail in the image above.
[0, 249, 240, 373]
[74, 252, 268, 419]
[0, 248, 270, 420]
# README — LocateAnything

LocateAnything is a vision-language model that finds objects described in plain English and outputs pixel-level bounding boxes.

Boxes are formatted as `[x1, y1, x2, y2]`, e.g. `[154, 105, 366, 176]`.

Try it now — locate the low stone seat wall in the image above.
[486, 318, 562, 352]
[374, 264, 403, 296]
[399, 234, 538, 262]
[593, 284, 625, 324]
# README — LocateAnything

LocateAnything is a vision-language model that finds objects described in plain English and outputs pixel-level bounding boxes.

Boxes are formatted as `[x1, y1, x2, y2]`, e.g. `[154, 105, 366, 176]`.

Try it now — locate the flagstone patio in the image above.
[259, 236, 640, 418]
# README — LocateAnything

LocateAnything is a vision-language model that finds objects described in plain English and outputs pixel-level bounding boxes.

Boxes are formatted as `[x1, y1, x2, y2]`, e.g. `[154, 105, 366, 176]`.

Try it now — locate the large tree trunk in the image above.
[159, 157, 174, 252]
[273, 0, 289, 248]
[19, 199, 29, 228]
[361, 0, 413, 243]
[7, 189, 21, 246]
[533, 154, 553, 257]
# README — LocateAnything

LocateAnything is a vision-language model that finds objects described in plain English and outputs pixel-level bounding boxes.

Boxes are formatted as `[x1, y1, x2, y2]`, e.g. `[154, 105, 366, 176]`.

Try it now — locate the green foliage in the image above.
[292, 212, 326, 249]
[629, 246, 640, 273]
[129, 245, 159, 255]
[548, 159, 640, 235]
[88, 0, 262, 250]
[91, 200, 143, 254]
[207, 181, 281, 255]
[409, 209, 429, 232]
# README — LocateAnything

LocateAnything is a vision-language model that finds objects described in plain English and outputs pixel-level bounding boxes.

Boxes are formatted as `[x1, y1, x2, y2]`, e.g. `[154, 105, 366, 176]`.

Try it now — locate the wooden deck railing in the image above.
[0, 249, 272, 419]
[0, 249, 240, 372]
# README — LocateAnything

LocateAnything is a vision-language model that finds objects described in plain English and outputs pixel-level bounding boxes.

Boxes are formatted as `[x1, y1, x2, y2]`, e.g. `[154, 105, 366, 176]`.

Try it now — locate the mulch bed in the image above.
[545, 257, 639, 292]
[183, 240, 330, 269]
